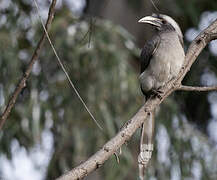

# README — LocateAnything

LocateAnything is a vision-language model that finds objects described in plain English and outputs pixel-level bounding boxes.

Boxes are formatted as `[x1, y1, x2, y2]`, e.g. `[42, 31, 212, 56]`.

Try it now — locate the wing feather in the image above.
[140, 35, 160, 73]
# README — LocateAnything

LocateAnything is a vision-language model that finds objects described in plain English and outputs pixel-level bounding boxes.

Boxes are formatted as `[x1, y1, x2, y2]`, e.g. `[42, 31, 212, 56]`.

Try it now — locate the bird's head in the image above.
[138, 14, 183, 40]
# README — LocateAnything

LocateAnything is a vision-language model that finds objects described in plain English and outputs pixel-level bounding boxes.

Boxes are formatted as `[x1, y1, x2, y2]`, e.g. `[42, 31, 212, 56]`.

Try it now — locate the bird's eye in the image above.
[162, 19, 167, 24]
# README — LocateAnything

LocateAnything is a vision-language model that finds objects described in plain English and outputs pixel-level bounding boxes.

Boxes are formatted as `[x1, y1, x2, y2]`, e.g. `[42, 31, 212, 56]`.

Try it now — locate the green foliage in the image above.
[0, 8, 141, 179]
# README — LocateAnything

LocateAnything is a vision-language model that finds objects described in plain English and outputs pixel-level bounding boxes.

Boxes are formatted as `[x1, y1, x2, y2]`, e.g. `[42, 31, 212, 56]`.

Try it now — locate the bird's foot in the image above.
[150, 89, 163, 99]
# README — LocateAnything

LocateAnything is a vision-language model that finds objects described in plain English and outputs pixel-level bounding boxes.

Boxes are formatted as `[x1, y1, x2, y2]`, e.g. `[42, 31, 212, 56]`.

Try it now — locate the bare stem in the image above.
[0, 0, 57, 130]
[178, 85, 217, 92]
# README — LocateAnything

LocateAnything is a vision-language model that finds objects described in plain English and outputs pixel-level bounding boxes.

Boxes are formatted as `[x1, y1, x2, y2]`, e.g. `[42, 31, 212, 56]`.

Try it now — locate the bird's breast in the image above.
[140, 32, 185, 92]
[156, 32, 185, 77]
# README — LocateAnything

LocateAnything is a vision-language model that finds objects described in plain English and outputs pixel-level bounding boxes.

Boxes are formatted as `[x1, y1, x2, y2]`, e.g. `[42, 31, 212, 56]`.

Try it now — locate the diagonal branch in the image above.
[57, 18, 217, 180]
[178, 85, 217, 92]
[0, 0, 57, 130]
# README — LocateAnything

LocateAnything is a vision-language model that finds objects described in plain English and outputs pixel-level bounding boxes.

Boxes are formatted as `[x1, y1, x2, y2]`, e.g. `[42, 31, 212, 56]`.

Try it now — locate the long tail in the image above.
[138, 111, 155, 180]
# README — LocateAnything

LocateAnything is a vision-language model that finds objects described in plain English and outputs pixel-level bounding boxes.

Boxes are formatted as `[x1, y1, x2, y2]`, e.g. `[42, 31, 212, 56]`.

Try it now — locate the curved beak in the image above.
[138, 16, 162, 27]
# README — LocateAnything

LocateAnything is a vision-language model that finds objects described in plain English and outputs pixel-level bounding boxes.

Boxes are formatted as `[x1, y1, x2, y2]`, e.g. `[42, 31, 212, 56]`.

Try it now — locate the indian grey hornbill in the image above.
[139, 14, 185, 97]
[137, 14, 185, 179]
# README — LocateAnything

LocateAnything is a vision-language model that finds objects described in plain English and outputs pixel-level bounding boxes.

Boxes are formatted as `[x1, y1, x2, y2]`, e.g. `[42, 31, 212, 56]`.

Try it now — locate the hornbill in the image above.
[137, 14, 185, 179]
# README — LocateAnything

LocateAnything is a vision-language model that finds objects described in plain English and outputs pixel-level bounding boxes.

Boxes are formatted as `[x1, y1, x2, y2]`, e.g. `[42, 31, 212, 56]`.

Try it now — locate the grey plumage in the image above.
[138, 14, 185, 97]
[137, 14, 185, 179]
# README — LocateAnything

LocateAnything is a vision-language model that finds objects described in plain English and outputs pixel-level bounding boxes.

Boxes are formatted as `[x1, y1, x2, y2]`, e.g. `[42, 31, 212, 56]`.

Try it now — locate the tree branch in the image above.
[57, 19, 217, 180]
[0, 0, 57, 130]
[178, 85, 217, 92]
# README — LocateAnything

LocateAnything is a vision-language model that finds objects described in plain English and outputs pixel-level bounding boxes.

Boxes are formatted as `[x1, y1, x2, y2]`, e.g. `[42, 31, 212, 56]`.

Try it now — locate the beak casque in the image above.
[138, 16, 162, 27]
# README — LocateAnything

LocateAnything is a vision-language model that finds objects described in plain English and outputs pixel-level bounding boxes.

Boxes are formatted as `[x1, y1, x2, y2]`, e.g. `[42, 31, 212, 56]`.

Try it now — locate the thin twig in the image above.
[33, 0, 103, 130]
[178, 85, 217, 92]
[0, 0, 57, 130]
[114, 152, 120, 164]
[150, 0, 159, 12]
[88, 17, 93, 48]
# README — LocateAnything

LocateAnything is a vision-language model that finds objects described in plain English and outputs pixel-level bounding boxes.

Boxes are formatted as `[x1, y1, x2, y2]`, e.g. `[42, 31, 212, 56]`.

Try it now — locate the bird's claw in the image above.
[150, 89, 163, 99]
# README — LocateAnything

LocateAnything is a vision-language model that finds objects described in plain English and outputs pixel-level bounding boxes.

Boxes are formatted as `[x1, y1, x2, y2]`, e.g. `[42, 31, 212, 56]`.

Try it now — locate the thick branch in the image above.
[57, 19, 217, 180]
[0, 0, 57, 129]
[178, 85, 217, 92]
[57, 106, 149, 180]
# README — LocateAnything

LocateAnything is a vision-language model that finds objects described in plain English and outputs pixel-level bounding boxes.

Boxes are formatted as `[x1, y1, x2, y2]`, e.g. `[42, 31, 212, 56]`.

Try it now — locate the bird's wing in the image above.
[140, 35, 160, 73]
